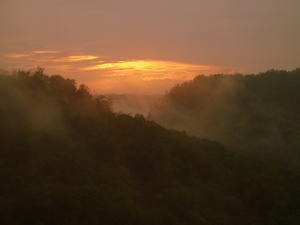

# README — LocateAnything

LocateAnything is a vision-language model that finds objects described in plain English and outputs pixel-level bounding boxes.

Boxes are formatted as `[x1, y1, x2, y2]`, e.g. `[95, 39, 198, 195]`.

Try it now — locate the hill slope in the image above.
[150, 69, 300, 155]
[0, 69, 299, 225]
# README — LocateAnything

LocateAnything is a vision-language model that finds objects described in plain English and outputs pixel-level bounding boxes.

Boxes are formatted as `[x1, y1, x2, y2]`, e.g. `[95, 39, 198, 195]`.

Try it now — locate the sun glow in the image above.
[84, 60, 213, 78]
[87, 60, 156, 71]
[82, 60, 215, 82]
[1, 50, 236, 94]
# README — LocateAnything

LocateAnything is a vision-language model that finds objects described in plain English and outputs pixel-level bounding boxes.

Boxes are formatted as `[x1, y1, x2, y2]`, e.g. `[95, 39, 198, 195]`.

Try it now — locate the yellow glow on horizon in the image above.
[85, 60, 211, 72]
[83, 60, 214, 81]
[0, 52, 238, 94]
[90, 61, 155, 70]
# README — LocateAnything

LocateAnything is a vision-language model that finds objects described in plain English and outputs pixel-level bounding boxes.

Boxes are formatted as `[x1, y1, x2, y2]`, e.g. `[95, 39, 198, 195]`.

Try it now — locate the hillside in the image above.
[0, 69, 299, 225]
[150, 69, 300, 158]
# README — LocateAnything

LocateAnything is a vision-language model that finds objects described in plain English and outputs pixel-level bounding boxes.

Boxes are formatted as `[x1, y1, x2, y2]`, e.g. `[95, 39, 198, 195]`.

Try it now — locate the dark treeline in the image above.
[150, 69, 300, 165]
[0, 69, 299, 225]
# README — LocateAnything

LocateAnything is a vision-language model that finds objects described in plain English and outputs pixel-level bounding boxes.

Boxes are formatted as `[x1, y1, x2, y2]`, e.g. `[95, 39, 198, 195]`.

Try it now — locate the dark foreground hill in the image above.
[0, 69, 299, 225]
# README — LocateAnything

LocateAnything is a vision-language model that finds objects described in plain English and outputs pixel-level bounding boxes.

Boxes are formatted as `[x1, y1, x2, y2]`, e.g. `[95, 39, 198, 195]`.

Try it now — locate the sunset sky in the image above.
[1, 0, 299, 94]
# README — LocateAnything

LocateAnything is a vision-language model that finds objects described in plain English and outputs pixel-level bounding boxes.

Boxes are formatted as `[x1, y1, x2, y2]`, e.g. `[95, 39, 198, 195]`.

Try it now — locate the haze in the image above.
[1, 0, 299, 94]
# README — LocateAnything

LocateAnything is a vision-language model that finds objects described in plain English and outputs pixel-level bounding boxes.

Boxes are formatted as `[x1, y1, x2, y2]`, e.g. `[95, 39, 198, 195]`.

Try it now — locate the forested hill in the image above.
[0, 69, 299, 225]
[150, 69, 300, 155]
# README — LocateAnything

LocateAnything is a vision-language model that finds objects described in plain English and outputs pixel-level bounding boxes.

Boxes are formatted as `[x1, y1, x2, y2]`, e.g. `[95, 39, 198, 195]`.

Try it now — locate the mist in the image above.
[2, 0, 300, 222]
[0, 69, 67, 136]
[106, 94, 162, 116]
[1, 68, 300, 224]
[107, 69, 300, 158]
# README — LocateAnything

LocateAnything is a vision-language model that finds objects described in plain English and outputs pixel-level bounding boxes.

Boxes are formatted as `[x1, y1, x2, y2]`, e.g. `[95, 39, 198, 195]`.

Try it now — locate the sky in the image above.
[1, 0, 299, 94]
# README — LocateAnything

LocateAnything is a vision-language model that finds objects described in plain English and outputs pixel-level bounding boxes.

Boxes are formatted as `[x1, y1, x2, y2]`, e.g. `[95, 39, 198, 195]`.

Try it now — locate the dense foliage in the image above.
[0, 69, 299, 225]
[150, 69, 300, 158]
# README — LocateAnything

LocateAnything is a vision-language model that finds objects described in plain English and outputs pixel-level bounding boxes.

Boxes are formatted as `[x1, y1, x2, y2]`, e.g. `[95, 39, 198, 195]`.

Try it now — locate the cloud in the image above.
[4, 50, 61, 59]
[51, 55, 100, 63]
[83, 60, 221, 80]
[1, 49, 239, 94]
[32, 50, 61, 54]
[84, 60, 211, 71]
[4, 53, 33, 58]
[3, 49, 101, 65]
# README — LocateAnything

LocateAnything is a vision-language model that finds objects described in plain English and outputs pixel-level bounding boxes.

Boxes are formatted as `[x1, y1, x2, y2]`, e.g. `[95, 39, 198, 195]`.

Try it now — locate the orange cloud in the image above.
[1, 52, 239, 94]
[83, 60, 214, 80]
[85, 60, 212, 71]
[51, 55, 99, 63]
[12, 54, 101, 64]
[79, 60, 239, 94]
[4, 53, 32, 58]
[4, 50, 61, 59]
[32, 50, 61, 54]
[86, 60, 158, 71]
